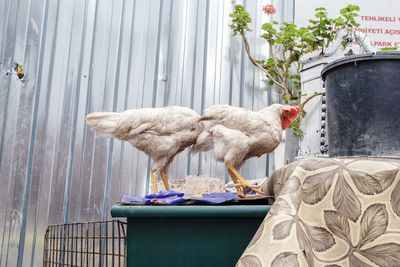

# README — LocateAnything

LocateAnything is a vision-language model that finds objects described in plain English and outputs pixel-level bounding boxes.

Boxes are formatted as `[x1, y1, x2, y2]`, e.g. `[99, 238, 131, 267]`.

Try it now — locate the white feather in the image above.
[193, 104, 285, 168]
[85, 106, 202, 174]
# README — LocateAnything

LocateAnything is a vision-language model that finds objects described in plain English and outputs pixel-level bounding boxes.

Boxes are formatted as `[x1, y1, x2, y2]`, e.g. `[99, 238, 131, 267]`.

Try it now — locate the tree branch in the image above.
[239, 32, 287, 93]
[300, 91, 325, 108]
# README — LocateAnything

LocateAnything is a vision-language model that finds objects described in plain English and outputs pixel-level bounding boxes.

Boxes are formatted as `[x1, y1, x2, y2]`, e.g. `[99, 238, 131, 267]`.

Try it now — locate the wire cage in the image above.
[43, 220, 127, 267]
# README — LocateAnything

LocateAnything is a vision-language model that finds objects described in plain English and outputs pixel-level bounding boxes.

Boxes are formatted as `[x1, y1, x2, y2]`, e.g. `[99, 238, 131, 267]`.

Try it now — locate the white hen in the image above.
[86, 106, 202, 193]
[192, 104, 300, 197]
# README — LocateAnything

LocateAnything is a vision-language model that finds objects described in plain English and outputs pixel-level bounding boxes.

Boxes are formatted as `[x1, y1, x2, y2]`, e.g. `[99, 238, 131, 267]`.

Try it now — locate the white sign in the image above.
[295, 0, 400, 48]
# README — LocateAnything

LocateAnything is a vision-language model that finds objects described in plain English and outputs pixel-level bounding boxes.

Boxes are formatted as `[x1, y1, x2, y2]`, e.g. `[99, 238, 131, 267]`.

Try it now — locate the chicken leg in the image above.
[151, 170, 159, 193]
[160, 171, 171, 190]
[150, 170, 171, 193]
[226, 162, 265, 197]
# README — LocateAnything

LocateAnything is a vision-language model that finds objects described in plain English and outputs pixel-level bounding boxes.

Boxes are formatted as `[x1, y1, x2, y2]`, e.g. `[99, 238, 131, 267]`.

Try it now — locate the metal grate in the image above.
[43, 220, 127, 267]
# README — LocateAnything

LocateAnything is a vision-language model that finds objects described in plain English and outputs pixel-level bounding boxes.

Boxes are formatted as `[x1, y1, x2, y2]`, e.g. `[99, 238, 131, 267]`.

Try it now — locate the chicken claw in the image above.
[226, 162, 266, 198]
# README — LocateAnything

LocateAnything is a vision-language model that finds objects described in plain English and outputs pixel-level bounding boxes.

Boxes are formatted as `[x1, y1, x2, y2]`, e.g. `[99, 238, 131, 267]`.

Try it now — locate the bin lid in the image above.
[321, 51, 400, 80]
[111, 205, 270, 218]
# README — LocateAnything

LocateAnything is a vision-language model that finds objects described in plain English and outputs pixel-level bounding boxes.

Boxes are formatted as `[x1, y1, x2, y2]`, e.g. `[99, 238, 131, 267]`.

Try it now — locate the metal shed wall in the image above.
[0, 0, 293, 265]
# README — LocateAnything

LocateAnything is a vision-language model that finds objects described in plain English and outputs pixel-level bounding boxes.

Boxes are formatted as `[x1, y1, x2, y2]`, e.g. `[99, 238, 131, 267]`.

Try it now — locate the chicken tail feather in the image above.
[85, 112, 121, 137]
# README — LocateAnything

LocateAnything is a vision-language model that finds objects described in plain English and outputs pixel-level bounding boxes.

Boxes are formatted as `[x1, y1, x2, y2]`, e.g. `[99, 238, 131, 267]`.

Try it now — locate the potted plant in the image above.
[229, 4, 360, 137]
[230, 4, 400, 158]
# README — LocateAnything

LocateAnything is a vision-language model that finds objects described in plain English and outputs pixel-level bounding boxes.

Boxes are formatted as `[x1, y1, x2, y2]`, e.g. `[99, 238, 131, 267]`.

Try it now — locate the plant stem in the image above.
[269, 46, 284, 82]
[300, 92, 325, 108]
[239, 32, 287, 93]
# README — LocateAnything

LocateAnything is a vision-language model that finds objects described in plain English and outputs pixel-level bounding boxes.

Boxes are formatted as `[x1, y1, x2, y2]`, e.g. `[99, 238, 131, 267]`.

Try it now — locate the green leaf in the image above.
[229, 4, 253, 36]
[229, 3, 361, 117]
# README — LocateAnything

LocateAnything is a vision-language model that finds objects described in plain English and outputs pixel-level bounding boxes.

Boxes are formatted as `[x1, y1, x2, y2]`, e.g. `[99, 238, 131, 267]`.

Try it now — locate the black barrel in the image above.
[321, 51, 400, 157]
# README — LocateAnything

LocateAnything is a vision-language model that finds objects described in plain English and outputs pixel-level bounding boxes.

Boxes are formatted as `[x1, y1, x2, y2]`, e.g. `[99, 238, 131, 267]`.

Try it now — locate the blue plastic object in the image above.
[190, 192, 237, 204]
[120, 191, 240, 205]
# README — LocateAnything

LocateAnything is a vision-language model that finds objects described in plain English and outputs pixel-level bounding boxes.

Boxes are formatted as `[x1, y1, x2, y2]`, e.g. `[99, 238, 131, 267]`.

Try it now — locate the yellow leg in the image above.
[151, 170, 158, 193]
[160, 171, 170, 190]
[226, 162, 265, 197]
[227, 167, 244, 197]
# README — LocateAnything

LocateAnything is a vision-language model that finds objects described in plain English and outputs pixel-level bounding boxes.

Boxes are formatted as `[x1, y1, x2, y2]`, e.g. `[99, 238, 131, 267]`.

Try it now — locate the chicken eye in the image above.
[190, 127, 196, 131]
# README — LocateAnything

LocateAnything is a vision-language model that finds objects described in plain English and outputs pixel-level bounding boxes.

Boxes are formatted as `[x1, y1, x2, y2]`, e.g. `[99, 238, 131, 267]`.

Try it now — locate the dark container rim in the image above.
[321, 51, 400, 80]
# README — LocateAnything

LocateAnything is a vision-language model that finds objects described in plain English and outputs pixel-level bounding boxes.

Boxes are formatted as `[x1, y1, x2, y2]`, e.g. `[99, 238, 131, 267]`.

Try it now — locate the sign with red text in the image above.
[294, 0, 400, 48]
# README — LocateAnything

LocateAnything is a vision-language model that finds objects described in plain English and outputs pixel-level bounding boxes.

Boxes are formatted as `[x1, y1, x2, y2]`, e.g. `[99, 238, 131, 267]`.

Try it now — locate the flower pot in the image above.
[321, 52, 400, 157]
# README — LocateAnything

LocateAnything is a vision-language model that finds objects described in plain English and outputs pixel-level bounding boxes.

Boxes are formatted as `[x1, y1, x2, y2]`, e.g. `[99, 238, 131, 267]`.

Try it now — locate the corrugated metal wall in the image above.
[0, 0, 293, 265]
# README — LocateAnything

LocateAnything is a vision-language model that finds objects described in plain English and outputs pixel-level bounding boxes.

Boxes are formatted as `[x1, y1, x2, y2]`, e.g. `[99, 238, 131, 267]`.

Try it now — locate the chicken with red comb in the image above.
[192, 104, 300, 197]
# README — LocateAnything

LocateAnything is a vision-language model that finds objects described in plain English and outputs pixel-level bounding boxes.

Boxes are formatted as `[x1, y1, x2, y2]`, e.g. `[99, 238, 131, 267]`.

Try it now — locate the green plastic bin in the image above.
[111, 205, 270, 267]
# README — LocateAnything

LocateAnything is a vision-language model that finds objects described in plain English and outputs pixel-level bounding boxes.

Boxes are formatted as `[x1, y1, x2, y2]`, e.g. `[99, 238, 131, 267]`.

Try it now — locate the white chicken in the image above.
[86, 106, 202, 193]
[192, 104, 301, 197]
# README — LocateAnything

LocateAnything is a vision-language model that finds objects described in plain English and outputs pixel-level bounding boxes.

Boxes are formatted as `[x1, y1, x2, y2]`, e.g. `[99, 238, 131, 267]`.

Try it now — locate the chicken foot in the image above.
[227, 168, 244, 197]
[226, 162, 265, 198]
